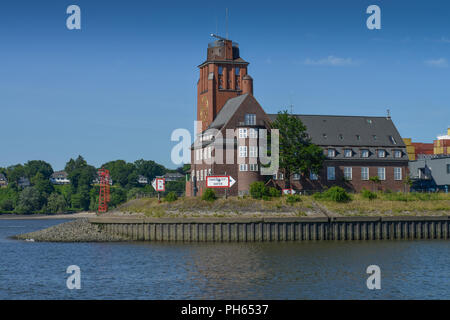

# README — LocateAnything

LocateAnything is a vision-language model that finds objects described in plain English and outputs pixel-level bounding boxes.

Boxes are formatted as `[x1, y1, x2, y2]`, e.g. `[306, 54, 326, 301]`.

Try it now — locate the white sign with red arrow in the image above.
[206, 175, 236, 188]
[152, 178, 165, 192]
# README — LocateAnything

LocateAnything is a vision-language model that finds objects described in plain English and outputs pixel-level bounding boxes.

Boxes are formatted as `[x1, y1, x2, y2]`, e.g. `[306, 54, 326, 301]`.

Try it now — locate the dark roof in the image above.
[51, 170, 67, 178]
[268, 114, 406, 147]
[0, 173, 6, 180]
[209, 94, 250, 129]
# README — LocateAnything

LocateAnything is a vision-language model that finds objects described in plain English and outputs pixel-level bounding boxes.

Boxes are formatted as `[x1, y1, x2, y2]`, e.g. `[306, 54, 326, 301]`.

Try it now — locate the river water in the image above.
[0, 219, 449, 299]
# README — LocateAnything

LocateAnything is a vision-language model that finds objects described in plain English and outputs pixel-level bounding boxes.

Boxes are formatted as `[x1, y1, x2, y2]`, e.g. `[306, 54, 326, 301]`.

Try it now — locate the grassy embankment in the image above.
[114, 196, 317, 218]
[114, 192, 450, 218]
[315, 192, 450, 216]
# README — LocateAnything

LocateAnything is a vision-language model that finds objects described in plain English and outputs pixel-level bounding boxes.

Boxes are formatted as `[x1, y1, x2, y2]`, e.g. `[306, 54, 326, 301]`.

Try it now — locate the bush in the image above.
[286, 194, 302, 205]
[361, 189, 377, 200]
[249, 182, 268, 199]
[201, 188, 216, 201]
[262, 195, 271, 201]
[165, 191, 178, 202]
[314, 186, 351, 203]
[0, 199, 14, 212]
[268, 187, 281, 198]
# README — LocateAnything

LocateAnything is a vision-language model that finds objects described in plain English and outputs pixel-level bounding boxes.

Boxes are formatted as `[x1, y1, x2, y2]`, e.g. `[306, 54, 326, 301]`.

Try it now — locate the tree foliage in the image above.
[271, 111, 325, 187]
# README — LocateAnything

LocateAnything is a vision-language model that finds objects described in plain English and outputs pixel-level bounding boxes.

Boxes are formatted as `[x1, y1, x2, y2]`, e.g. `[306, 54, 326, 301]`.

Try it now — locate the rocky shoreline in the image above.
[12, 218, 130, 242]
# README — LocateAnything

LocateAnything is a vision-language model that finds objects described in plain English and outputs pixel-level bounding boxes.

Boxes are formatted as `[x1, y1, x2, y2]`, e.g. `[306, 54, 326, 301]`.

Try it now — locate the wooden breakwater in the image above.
[88, 216, 450, 242]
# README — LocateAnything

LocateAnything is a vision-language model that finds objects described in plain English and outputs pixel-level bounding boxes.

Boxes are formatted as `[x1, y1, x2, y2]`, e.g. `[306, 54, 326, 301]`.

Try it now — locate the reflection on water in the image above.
[0, 219, 449, 299]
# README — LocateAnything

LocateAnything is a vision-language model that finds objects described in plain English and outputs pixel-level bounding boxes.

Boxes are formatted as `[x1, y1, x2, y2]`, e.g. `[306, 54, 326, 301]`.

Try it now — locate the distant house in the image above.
[163, 172, 185, 182]
[18, 177, 30, 188]
[0, 173, 8, 187]
[137, 175, 149, 184]
[50, 171, 70, 185]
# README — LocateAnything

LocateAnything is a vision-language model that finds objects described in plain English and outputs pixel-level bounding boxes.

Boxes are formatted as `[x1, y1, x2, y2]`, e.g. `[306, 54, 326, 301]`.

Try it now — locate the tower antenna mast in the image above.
[226, 8, 229, 39]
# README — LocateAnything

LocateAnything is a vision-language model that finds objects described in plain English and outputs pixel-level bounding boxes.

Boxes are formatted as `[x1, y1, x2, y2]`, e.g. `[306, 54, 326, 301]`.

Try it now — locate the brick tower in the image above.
[197, 34, 253, 132]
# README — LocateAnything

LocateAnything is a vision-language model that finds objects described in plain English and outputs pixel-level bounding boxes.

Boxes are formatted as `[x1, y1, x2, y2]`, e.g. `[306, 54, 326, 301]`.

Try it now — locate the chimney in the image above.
[242, 74, 253, 95]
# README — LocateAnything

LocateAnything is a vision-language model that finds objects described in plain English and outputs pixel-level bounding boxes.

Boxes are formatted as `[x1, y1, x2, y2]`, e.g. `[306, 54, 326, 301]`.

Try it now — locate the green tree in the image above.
[46, 193, 68, 214]
[271, 111, 325, 188]
[6, 164, 26, 184]
[16, 186, 43, 214]
[102, 160, 136, 188]
[134, 159, 166, 182]
[24, 160, 53, 180]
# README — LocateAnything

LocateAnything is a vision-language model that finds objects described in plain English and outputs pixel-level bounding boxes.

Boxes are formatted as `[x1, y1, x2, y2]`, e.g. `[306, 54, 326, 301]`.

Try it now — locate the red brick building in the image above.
[186, 37, 409, 196]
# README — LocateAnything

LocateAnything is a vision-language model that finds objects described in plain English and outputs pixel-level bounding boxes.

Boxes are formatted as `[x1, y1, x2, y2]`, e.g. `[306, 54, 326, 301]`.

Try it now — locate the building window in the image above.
[356, 135, 361, 141]
[244, 114, 256, 125]
[249, 128, 258, 138]
[293, 173, 301, 180]
[361, 149, 369, 158]
[394, 150, 402, 158]
[239, 146, 247, 157]
[279, 173, 284, 180]
[394, 167, 402, 181]
[361, 167, 369, 180]
[249, 164, 258, 171]
[344, 167, 352, 180]
[239, 164, 248, 171]
[447, 164, 450, 174]
[273, 173, 277, 180]
[218, 66, 223, 75]
[344, 149, 352, 157]
[339, 134, 344, 140]
[378, 149, 386, 158]
[378, 167, 386, 180]
[208, 168, 212, 176]
[235, 67, 240, 76]
[238, 128, 247, 139]
[327, 149, 336, 157]
[200, 170, 203, 181]
[389, 136, 397, 144]
[327, 167, 335, 180]
[310, 172, 318, 181]
[249, 146, 258, 157]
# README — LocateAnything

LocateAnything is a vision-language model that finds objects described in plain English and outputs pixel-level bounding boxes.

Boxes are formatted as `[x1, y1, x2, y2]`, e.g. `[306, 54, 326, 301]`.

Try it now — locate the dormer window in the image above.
[394, 150, 402, 158]
[356, 135, 361, 141]
[378, 149, 386, 158]
[361, 149, 369, 158]
[389, 135, 397, 144]
[344, 149, 352, 157]
[327, 149, 336, 157]
[338, 134, 344, 140]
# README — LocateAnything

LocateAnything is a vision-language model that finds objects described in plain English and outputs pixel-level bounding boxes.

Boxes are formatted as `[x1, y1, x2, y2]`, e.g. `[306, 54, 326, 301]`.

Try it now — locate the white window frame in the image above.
[239, 164, 248, 172]
[293, 173, 301, 180]
[361, 167, 369, 181]
[200, 170, 203, 181]
[394, 167, 402, 181]
[361, 149, 369, 158]
[249, 128, 258, 138]
[238, 128, 248, 139]
[394, 150, 402, 158]
[344, 167, 352, 180]
[327, 149, 336, 157]
[378, 149, 386, 158]
[378, 167, 386, 180]
[245, 114, 256, 125]
[249, 164, 258, 171]
[327, 167, 336, 181]
[249, 146, 258, 157]
[239, 146, 248, 158]
[344, 149, 352, 157]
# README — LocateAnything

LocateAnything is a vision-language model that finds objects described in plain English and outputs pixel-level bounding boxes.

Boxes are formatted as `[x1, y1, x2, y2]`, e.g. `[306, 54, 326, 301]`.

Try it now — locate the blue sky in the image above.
[1, 0, 449, 170]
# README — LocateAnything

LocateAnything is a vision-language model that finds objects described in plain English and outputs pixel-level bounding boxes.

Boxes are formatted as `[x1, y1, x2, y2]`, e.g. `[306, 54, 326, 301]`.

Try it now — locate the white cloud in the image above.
[439, 37, 450, 43]
[303, 55, 358, 66]
[425, 58, 448, 68]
